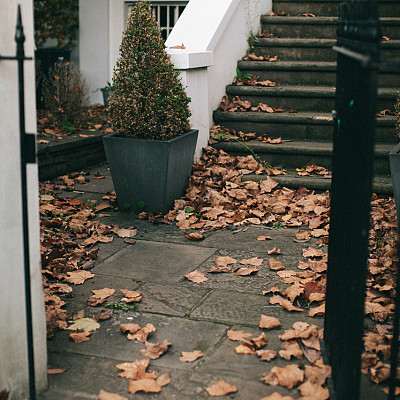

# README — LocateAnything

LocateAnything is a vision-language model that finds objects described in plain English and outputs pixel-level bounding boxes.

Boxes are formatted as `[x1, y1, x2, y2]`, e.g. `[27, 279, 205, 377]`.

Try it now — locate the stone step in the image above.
[261, 16, 400, 39]
[252, 38, 400, 62]
[242, 170, 393, 195]
[225, 84, 397, 112]
[237, 60, 400, 87]
[212, 139, 394, 175]
[212, 110, 397, 143]
[272, 0, 400, 18]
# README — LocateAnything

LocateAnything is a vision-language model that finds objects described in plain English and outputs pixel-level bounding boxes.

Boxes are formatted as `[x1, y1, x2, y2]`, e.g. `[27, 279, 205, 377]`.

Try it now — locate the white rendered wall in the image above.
[0, 1, 47, 398]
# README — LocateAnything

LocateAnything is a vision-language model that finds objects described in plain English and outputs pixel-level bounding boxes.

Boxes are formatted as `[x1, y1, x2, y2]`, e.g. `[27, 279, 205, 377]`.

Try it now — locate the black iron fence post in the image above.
[322, 1, 380, 399]
[0, 5, 37, 399]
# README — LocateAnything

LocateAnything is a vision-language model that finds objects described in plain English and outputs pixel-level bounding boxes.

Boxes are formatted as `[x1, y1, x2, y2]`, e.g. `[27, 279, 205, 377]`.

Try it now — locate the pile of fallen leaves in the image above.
[40, 174, 140, 338]
[36, 105, 113, 143]
[243, 53, 279, 62]
[233, 75, 278, 87]
[219, 95, 285, 113]
[209, 124, 257, 144]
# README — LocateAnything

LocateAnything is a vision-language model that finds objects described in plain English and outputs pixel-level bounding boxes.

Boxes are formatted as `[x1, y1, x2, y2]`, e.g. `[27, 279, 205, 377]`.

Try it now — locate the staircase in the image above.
[212, 0, 400, 194]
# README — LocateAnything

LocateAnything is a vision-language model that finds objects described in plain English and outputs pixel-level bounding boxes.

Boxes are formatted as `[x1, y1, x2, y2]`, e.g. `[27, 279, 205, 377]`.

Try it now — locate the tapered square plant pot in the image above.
[389, 143, 400, 225]
[103, 129, 198, 214]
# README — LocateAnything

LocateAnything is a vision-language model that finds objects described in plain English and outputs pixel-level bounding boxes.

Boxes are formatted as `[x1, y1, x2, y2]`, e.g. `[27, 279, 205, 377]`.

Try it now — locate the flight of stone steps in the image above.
[212, 0, 400, 194]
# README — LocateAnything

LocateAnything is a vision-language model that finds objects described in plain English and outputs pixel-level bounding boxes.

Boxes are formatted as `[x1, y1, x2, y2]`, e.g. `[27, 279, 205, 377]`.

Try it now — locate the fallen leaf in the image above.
[115, 359, 152, 379]
[184, 270, 208, 283]
[214, 256, 237, 267]
[285, 283, 304, 303]
[139, 339, 172, 359]
[69, 330, 92, 342]
[64, 270, 94, 285]
[184, 231, 205, 240]
[257, 235, 272, 241]
[179, 350, 204, 362]
[279, 341, 303, 360]
[67, 317, 100, 332]
[92, 309, 112, 321]
[235, 341, 256, 354]
[128, 378, 162, 395]
[120, 323, 141, 334]
[234, 266, 259, 275]
[256, 349, 277, 362]
[205, 380, 238, 396]
[259, 315, 281, 329]
[98, 389, 128, 400]
[115, 228, 138, 238]
[261, 364, 304, 389]
[47, 368, 66, 374]
[267, 247, 281, 255]
[120, 289, 142, 303]
[88, 288, 115, 306]
[268, 258, 285, 271]
[227, 329, 253, 341]
[127, 323, 156, 343]
[297, 381, 329, 399]
[251, 332, 268, 349]
[309, 303, 325, 317]
[240, 257, 264, 266]
[208, 266, 232, 273]
[259, 393, 295, 400]
[269, 295, 303, 312]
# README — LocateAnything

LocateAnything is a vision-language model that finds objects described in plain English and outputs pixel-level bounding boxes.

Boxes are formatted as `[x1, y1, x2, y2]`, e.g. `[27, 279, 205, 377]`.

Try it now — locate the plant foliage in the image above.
[34, 0, 79, 49]
[42, 61, 89, 129]
[109, 1, 191, 140]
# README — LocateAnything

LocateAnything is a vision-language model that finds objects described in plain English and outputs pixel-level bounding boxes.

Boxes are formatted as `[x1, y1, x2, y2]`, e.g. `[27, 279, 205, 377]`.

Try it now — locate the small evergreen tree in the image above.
[109, 1, 191, 140]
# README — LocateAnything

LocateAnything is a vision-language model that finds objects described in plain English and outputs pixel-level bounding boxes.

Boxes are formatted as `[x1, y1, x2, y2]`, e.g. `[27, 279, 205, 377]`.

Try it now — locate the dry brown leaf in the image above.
[115, 359, 152, 380]
[92, 309, 112, 321]
[227, 329, 253, 341]
[267, 247, 282, 255]
[69, 330, 92, 343]
[304, 364, 331, 385]
[296, 231, 311, 241]
[256, 349, 277, 362]
[98, 389, 128, 400]
[64, 270, 94, 285]
[262, 285, 284, 296]
[127, 323, 156, 343]
[257, 235, 272, 241]
[259, 315, 281, 329]
[269, 295, 303, 312]
[205, 380, 238, 396]
[120, 289, 142, 303]
[240, 257, 264, 266]
[268, 258, 285, 271]
[184, 270, 208, 283]
[262, 364, 304, 388]
[251, 332, 268, 349]
[303, 247, 327, 258]
[208, 266, 232, 273]
[179, 350, 204, 362]
[309, 303, 325, 317]
[297, 381, 329, 399]
[120, 323, 141, 334]
[128, 378, 162, 395]
[259, 393, 295, 400]
[214, 256, 237, 267]
[184, 231, 205, 240]
[234, 266, 259, 276]
[279, 341, 303, 360]
[88, 288, 115, 306]
[139, 339, 172, 359]
[115, 228, 138, 238]
[235, 341, 256, 354]
[285, 283, 304, 303]
[47, 368, 66, 374]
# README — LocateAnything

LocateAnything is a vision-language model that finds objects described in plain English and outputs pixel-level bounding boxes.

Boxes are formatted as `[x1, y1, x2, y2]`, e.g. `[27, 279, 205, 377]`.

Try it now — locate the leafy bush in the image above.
[109, 1, 191, 140]
[42, 61, 89, 128]
[34, 0, 79, 49]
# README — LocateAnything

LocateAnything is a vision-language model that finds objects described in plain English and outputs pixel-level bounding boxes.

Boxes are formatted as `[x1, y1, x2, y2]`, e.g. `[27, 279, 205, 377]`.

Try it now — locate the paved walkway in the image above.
[39, 164, 386, 400]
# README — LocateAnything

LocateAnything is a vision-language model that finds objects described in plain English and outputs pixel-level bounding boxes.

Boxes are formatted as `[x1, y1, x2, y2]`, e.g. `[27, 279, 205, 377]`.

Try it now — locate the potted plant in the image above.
[389, 91, 400, 223]
[103, 1, 198, 214]
[34, 0, 79, 108]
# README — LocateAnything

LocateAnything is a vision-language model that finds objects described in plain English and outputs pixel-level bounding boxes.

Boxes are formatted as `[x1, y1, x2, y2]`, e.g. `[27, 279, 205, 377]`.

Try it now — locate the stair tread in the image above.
[226, 85, 397, 97]
[239, 60, 336, 69]
[214, 138, 394, 154]
[214, 110, 396, 126]
[254, 37, 400, 47]
[241, 171, 392, 195]
[261, 16, 400, 23]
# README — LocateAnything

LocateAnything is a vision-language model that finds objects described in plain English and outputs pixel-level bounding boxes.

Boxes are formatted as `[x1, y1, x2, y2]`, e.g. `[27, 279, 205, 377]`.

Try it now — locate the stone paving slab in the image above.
[93, 240, 216, 284]
[190, 288, 324, 327]
[136, 281, 209, 317]
[47, 313, 227, 371]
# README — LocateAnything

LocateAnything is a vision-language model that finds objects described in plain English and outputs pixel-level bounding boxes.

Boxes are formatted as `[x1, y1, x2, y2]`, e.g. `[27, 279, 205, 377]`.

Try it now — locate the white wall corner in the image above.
[1, 1, 47, 397]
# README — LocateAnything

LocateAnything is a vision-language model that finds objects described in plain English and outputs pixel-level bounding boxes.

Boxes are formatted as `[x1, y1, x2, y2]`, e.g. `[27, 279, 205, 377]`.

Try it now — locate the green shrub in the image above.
[109, 1, 191, 140]
[43, 61, 89, 128]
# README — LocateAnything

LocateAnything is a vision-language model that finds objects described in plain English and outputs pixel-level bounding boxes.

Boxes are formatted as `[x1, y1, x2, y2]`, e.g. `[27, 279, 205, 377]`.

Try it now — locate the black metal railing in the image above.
[322, 1, 381, 399]
[0, 6, 37, 399]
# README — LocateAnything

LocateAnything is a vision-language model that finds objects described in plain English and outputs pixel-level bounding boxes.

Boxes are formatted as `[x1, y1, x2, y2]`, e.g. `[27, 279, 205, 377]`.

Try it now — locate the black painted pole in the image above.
[15, 5, 37, 399]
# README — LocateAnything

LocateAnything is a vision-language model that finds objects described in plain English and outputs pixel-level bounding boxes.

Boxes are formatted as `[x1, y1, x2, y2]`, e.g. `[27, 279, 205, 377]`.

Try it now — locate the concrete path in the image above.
[39, 164, 386, 400]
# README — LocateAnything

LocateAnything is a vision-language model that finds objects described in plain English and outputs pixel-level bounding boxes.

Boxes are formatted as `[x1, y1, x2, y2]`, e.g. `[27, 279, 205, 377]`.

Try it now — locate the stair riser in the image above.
[254, 45, 400, 62]
[212, 146, 390, 175]
[272, 2, 400, 18]
[262, 20, 399, 40]
[212, 114, 397, 143]
[225, 93, 396, 113]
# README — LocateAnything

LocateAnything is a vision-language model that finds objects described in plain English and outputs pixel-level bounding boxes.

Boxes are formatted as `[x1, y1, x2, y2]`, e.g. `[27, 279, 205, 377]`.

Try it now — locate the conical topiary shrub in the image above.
[109, 0, 191, 140]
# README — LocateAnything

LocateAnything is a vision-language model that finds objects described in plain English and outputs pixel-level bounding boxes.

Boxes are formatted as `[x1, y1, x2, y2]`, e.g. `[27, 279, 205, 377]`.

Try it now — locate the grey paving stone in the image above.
[190, 289, 323, 327]
[137, 281, 209, 317]
[47, 313, 227, 371]
[92, 240, 216, 283]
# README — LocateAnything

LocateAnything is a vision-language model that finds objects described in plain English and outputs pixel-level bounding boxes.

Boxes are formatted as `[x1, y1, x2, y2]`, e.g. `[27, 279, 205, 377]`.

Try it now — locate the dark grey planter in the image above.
[389, 143, 400, 223]
[103, 129, 198, 214]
